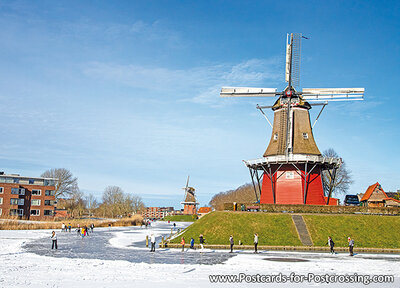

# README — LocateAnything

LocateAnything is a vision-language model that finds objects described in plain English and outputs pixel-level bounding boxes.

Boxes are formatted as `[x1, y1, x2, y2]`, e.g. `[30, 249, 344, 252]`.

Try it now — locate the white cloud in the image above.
[83, 57, 282, 107]
[59, 19, 183, 48]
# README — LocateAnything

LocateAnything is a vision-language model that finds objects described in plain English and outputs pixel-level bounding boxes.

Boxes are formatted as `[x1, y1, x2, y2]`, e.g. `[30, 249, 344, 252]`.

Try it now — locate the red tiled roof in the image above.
[384, 197, 400, 203]
[361, 182, 388, 202]
[197, 207, 211, 213]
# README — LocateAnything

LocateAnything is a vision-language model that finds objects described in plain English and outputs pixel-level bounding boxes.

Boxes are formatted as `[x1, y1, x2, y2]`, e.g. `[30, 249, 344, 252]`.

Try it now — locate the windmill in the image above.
[181, 175, 199, 214]
[220, 33, 364, 205]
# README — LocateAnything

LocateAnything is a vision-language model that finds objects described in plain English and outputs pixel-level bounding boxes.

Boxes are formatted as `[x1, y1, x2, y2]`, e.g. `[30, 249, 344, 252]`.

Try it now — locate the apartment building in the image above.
[142, 207, 174, 219]
[0, 172, 57, 220]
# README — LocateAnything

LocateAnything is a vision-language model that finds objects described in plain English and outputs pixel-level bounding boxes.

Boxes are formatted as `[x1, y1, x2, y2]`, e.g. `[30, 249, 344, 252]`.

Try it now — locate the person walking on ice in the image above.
[181, 237, 185, 252]
[327, 236, 335, 254]
[199, 234, 205, 251]
[51, 231, 58, 250]
[348, 237, 354, 256]
[254, 233, 258, 253]
[190, 237, 195, 249]
[150, 234, 156, 252]
[229, 235, 234, 253]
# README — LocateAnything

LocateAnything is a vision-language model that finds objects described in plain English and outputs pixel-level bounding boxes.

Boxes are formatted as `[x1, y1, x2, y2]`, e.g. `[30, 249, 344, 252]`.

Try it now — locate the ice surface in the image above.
[23, 221, 234, 265]
[1, 221, 399, 287]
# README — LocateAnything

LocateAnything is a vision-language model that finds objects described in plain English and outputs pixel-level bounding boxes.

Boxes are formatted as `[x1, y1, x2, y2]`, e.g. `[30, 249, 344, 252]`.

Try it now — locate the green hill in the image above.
[170, 211, 400, 248]
[304, 214, 400, 248]
[170, 211, 302, 246]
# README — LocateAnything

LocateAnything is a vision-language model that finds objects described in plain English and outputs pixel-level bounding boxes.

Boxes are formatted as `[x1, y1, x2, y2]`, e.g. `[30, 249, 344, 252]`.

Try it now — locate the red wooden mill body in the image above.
[260, 165, 325, 204]
[243, 97, 341, 205]
[221, 33, 364, 205]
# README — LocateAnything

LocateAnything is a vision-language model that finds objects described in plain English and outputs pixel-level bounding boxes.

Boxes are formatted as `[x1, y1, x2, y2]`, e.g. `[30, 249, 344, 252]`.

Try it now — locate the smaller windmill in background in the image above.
[181, 176, 199, 215]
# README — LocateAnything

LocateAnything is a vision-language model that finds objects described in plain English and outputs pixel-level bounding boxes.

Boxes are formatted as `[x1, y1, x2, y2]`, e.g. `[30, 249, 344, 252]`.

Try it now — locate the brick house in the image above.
[0, 172, 57, 220]
[360, 182, 400, 207]
[360, 182, 387, 207]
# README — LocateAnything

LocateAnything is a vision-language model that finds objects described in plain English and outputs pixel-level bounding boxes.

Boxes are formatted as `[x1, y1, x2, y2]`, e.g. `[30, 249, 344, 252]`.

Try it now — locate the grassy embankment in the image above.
[162, 215, 197, 222]
[170, 212, 400, 248]
[0, 215, 143, 230]
[304, 214, 400, 248]
[170, 211, 302, 246]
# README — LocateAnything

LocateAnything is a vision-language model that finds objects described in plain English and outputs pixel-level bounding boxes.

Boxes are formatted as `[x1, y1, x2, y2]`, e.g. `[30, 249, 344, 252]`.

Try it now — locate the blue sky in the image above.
[0, 0, 399, 208]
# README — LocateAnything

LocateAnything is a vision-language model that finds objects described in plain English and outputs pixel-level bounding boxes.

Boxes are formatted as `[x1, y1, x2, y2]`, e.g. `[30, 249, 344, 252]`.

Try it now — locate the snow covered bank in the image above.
[0, 223, 399, 288]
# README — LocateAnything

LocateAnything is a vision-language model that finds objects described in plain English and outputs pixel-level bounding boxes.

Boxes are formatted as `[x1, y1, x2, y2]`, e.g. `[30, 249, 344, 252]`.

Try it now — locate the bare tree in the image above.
[41, 168, 79, 198]
[59, 189, 86, 218]
[102, 186, 124, 218]
[85, 193, 98, 217]
[131, 195, 145, 214]
[101, 186, 142, 218]
[322, 148, 353, 204]
[71, 189, 86, 218]
[209, 183, 256, 210]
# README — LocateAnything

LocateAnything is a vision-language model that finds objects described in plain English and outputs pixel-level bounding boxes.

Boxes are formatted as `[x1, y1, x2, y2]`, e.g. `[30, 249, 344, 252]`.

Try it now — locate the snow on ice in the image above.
[0, 221, 399, 287]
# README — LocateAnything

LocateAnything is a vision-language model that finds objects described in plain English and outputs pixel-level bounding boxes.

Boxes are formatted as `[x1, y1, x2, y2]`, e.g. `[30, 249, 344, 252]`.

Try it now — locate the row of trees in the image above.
[99, 186, 145, 218]
[42, 168, 145, 218]
[209, 148, 353, 210]
[209, 184, 256, 210]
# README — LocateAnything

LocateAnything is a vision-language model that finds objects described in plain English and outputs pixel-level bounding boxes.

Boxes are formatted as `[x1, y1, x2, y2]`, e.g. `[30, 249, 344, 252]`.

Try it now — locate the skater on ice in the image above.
[190, 237, 195, 249]
[51, 231, 58, 250]
[327, 236, 335, 254]
[199, 234, 205, 251]
[348, 237, 354, 256]
[181, 237, 185, 252]
[254, 233, 258, 253]
[150, 234, 156, 252]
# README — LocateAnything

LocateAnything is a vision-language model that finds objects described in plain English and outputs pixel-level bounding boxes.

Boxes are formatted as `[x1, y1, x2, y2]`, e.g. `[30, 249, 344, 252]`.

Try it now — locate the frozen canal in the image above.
[23, 221, 233, 265]
[1, 221, 399, 287]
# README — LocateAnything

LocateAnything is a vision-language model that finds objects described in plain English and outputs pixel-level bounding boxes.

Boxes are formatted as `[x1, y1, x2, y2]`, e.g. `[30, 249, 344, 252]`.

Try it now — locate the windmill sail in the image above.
[184, 187, 196, 203]
[185, 175, 189, 191]
[285, 34, 291, 83]
[220, 87, 278, 97]
[302, 88, 364, 101]
[302, 88, 365, 94]
[182, 175, 197, 203]
[285, 33, 302, 90]
[291, 33, 301, 89]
